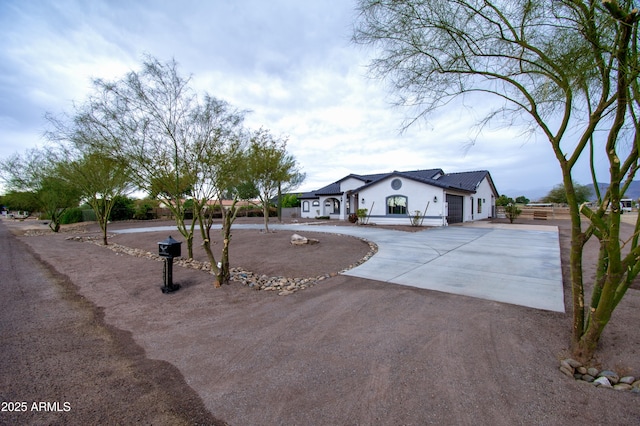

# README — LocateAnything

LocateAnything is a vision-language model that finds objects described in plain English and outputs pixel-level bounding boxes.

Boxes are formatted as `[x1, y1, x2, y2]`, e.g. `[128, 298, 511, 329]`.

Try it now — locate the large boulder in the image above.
[290, 233, 319, 245]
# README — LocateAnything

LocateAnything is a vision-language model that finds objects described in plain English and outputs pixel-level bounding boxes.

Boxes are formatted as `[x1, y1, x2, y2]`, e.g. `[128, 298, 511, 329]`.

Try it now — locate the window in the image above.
[387, 196, 407, 215]
[478, 198, 482, 214]
[391, 178, 402, 190]
[312, 200, 320, 207]
[302, 201, 310, 212]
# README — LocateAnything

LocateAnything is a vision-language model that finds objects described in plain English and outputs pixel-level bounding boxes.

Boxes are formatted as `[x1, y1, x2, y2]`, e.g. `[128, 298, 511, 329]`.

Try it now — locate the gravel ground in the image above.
[1, 216, 639, 425]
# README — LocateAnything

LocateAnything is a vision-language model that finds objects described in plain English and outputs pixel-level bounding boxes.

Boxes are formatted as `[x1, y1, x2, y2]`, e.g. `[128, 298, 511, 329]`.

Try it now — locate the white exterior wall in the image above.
[340, 177, 365, 192]
[357, 177, 446, 226]
[300, 199, 321, 218]
[471, 177, 496, 221]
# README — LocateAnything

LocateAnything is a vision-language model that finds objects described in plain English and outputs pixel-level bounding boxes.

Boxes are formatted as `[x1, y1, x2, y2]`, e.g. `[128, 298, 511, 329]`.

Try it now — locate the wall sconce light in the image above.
[433, 196, 438, 203]
[361, 198, 365, 204]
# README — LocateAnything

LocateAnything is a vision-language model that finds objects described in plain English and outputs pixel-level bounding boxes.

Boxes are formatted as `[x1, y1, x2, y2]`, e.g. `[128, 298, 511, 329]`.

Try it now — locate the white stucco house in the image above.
[298, 168, 498, 226]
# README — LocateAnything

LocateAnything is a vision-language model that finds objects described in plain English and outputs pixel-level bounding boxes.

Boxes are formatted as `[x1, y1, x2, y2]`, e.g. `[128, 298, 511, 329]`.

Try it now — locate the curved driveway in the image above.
[114, 222, 565, 312]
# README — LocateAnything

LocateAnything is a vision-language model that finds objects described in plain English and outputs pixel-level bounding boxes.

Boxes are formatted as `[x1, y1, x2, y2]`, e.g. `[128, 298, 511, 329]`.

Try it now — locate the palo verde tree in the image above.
[0, 148, 81, 232]
[187, 95, 248, 286]
[57, 150, 133, 245]
[46, 118, 134, 245]
[354, 0, 640, 361]
[76, 56, 201, 258]
[245, 128, 305, 232]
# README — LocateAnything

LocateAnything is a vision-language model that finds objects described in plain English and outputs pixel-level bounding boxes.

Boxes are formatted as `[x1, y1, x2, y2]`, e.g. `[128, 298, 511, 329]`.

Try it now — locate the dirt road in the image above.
[0, 222, 223, 425]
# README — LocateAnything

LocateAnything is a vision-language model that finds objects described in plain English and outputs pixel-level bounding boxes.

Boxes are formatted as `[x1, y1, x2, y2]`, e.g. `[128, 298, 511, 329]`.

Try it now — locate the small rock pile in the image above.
[230, 269, 335, 295]
[75, 235, 378, 296]
[560, 358, 640, 393]
[65, 235, 100, 242]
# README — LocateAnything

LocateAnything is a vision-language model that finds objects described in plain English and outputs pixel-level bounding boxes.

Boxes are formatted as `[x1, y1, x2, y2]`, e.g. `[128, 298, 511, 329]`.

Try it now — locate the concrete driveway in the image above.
[114, 222, 565, 312]
[269, 222, 565, 312]
[344, 223, 564, 312]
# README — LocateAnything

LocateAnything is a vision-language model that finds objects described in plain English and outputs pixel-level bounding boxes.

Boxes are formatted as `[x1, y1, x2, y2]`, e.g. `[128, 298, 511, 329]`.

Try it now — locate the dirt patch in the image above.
[3, 216, 640, 424]
[110, 226, 373, 280]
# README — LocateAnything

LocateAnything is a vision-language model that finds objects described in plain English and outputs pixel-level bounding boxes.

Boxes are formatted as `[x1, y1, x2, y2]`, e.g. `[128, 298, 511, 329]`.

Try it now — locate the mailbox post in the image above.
[158, 235, 182, 293]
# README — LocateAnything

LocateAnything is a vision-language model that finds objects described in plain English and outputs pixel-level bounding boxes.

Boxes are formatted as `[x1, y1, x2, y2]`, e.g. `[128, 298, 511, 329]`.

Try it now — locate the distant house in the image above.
[298, 168, 498, 226]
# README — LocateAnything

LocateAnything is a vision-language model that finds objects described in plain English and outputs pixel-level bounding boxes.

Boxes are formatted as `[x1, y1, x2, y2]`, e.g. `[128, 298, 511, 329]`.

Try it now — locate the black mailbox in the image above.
[158, 236, 182, 294]
[158, 235, 182, 258]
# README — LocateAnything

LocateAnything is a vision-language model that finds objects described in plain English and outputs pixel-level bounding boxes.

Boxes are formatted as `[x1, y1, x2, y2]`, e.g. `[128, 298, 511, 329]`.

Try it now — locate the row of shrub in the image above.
[58, 198, 279, 225]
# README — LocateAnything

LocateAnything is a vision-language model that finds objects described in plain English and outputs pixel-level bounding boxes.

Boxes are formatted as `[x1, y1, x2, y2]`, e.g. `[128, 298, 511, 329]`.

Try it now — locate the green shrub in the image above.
[356, 208, 369, 225]
[109, 196, 135, 221]
[134, 198, 160, 220]
[505, 203, 522, 223]
[60, 208, 84, 224]
[82, 209, 97, 222]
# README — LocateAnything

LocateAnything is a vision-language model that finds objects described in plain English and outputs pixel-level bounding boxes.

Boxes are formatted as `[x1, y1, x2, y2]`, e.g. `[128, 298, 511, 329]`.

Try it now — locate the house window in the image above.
[387, 196, 407, 215]
[312, 200, 320, 207]
[302, 201, 310, 212]
[391, 178, 402, 190]
[478, 198, 482, 214]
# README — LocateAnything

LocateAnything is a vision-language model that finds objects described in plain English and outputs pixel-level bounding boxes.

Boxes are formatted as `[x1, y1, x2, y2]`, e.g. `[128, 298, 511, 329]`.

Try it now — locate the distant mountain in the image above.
[502, 187, 551, 202]
[586, 181, 640, 200]
[503, 181, 640, 202]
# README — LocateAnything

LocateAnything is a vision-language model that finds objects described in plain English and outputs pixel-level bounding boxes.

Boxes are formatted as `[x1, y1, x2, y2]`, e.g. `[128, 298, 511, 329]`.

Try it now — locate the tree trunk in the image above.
[219, 209, 232, 284]
[262, 202, 270, 232]
[184, 234, 193, 259]
[564, 175, 587, 354]
[214, 204, 236, 286]
[277, 181, 282, 223]
[196, 205, 220, 286]
[571, 7, 636, 361]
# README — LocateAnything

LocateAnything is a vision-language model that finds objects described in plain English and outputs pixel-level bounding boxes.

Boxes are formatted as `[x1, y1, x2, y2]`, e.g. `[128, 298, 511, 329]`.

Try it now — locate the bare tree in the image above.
[354, 0, 640, 361]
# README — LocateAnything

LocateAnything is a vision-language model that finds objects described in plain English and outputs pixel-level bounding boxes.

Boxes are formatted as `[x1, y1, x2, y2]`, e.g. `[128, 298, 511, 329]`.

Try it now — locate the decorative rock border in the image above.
[560, 358, 640, 393]
[66, 234, 378, 296]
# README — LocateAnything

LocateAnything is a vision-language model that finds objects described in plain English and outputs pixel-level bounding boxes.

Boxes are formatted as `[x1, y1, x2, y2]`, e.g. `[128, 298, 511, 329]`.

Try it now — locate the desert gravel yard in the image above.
[1, 217, 639, 425]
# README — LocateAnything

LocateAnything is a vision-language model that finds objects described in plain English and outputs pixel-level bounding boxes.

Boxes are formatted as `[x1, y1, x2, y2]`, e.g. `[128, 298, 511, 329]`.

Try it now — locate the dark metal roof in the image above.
[298, 168, 497, 199]
[298, 190, 320, 199]
[314, 182, 342, 195]
[436, 170, 492, 192]
[353, 169, 450, 192]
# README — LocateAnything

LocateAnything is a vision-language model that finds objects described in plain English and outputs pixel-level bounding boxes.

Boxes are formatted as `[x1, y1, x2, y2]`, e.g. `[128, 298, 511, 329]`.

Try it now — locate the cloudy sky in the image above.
[0, 0, 610, 199]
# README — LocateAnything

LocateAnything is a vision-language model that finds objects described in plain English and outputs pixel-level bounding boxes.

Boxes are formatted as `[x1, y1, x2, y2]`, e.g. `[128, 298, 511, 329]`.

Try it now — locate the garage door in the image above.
[446, 194, 463, 224]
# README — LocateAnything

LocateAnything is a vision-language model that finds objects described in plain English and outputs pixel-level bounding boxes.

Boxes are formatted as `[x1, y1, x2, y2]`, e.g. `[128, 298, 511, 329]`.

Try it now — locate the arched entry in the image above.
[324, 198, 340, 216]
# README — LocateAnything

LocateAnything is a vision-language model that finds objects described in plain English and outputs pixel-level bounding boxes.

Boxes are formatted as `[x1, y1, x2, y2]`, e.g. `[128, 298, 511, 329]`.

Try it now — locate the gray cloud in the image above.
[0, 0, 604, 197]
